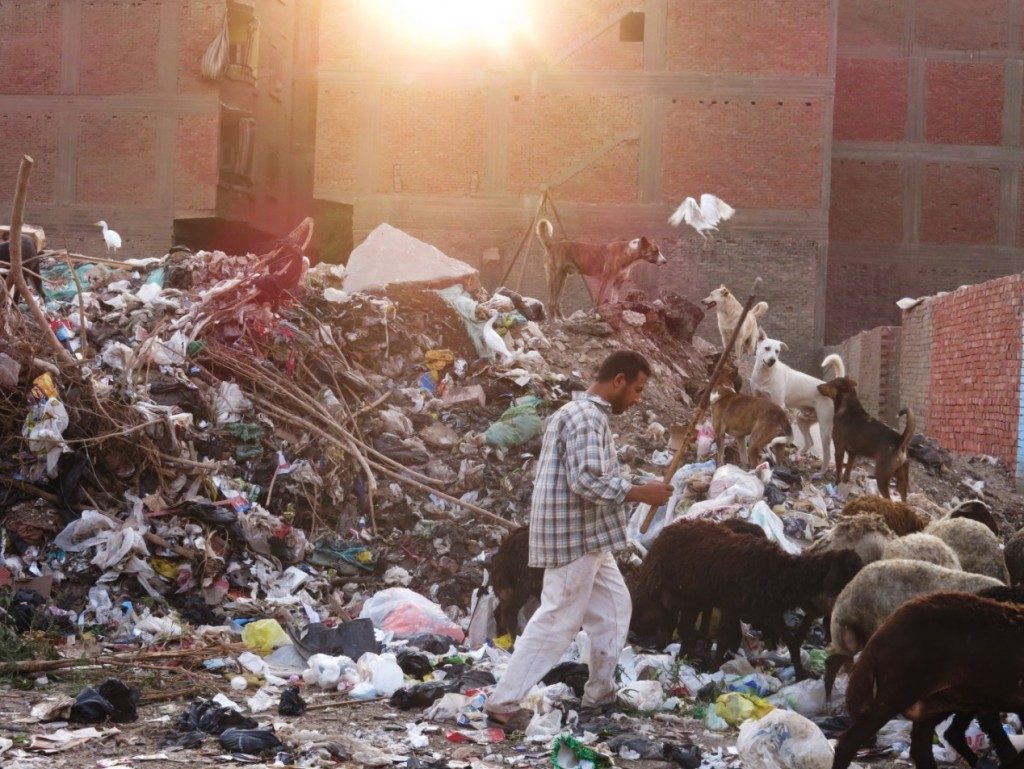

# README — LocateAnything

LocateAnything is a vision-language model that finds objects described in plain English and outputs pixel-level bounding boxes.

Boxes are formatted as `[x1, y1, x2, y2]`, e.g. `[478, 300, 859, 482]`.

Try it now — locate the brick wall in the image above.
[824, 325, 900, 423]
[928, 275, 1024, 472]
[832, 275, 1024, 477]
[828, 0, 1024, 346]
[898, 299, 933, 433]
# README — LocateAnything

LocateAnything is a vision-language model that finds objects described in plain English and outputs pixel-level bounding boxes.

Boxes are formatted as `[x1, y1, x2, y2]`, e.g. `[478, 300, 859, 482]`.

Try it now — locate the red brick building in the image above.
[0, 0, 318, 256]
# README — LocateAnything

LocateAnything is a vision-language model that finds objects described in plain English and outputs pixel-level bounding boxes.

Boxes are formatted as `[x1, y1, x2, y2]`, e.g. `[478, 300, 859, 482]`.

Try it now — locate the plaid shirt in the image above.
[527, 393, 632, 568]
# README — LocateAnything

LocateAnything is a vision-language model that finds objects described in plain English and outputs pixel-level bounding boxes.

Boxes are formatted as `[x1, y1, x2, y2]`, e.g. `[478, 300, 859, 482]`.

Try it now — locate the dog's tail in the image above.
[821, 353, 845, 378]
[898, 407, 915, 458]
[535, 218, 554, 243]
[751, 301, 768, 319]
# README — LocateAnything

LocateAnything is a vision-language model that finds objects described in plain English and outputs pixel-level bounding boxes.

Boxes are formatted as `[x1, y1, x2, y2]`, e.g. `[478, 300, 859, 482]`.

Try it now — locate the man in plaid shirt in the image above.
[486, 350, 673, 726]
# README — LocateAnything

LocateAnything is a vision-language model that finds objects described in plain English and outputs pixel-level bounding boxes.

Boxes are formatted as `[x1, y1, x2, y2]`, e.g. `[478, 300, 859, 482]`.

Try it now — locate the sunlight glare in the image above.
[376, 0, 532, 50]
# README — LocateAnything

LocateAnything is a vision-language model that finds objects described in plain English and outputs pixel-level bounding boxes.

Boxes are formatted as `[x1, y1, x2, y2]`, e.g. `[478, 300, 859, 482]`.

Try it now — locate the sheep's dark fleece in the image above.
[833, 592, 1024, 769]
[489, 526, 543, 637]
[632, 519, 862, 680]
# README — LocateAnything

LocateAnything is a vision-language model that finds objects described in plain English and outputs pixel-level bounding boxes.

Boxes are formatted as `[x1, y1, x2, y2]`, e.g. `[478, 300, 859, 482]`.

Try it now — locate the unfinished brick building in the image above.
[0, 0, 318, 256]
[829, 0, 1024, 344]
[2, 0, 1020, 368]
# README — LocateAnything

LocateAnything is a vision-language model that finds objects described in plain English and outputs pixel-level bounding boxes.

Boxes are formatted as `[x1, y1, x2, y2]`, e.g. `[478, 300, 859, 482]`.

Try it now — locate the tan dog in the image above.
[710, 386, 794, 468]
[536, 218, 667, 319]
[701, 285, 768, 355]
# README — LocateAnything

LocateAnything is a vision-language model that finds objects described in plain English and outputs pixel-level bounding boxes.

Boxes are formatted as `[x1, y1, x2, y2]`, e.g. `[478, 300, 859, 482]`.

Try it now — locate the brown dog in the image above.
[817, 377, 914, 500]
[710, 386, 794, 468]
[536, 218, 666, 319]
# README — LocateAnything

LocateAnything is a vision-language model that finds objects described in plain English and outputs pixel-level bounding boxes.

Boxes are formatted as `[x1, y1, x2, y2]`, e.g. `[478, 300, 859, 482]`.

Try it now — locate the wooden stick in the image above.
[640, 277, 763, 533]
[499, 193, 546, 286]
[6, 155, 75, 366]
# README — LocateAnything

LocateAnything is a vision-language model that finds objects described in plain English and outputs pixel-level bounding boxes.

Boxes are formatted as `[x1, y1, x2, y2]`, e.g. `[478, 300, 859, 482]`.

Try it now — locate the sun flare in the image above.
[375, 0, 532, 49]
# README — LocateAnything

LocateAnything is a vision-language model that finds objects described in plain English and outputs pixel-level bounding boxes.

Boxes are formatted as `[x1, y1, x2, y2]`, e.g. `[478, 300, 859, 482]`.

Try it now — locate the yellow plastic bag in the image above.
[715, 692, 774, 727]
[241, 618, 291, 655]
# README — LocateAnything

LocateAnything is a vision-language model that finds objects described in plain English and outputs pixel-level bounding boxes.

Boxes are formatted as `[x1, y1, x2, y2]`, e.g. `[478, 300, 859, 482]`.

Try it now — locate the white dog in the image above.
[701, 285, 768, 355]
[750, 330, 845, 469]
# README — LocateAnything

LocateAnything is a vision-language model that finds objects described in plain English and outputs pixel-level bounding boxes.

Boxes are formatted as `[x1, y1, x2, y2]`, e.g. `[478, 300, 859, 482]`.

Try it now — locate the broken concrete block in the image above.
[442, 384, 486, 409]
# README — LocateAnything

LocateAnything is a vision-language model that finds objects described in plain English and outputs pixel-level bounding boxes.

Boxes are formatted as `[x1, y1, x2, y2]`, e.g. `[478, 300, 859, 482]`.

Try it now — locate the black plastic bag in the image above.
[278, 686, 307, 716]
[219, 727, 282, 754]
[396, 649, 433, 679]
[70, 678, 141, 723]
[663, 741, 702, 769]
[389, 682, 453, 710]
[161, 730, 206, 749]
[292, 619, 379, 660]
[177, 699, 258, 735]
[455, 668, 496, 691]
[542, 662, 589, 698]
[406, 634, 456, 655]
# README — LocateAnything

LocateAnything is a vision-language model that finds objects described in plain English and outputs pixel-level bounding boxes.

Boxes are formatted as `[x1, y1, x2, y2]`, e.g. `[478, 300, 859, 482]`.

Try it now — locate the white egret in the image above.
[668, 194, 736, 241]
[94, 220, 122, 254]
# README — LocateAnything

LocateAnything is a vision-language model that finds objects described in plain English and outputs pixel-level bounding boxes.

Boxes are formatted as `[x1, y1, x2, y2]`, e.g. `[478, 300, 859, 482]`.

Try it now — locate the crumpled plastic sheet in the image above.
[21, 374, 69, 479]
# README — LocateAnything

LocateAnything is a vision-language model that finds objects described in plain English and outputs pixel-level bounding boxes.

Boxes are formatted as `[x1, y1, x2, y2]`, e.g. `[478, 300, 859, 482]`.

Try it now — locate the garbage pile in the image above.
[3, 221, 1023, 769]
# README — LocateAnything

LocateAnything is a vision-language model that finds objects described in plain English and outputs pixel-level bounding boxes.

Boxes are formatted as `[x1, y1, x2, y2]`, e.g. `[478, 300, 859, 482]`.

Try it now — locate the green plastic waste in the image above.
[551, 735, 612, 769]
[484, 396, 543, 449]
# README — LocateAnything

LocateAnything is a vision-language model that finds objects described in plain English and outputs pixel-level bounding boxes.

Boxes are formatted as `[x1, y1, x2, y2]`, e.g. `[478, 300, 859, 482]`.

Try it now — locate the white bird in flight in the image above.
[94, 220, 122, 254]
[668, 194, 736, 241]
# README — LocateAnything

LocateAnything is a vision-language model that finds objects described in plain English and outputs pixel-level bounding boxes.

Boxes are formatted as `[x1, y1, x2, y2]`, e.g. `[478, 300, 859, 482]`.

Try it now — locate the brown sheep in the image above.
[631, 519, 862, 680]
[824, 559, 1002, 695]
[808, 513, 895, 564]
[881, 533, 961, 570]
[832, 592, 1024, 769]
[925, 517, 1009, 583]
[1005, 526, 1024, 585]
[947, 499, 1001, 537]
[840, 495, 929, 536]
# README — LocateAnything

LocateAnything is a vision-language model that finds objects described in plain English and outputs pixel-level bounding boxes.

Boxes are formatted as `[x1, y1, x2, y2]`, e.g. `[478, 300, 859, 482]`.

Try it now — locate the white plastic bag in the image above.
[627, 460, 717, 548]
[356, 652, 404, 696]
[359, 588, 465, 642]
[525, 709, 563, 741]
[617, 680, 665, 711]
[466, 588, 498, 648]
[709, 463, 768, 502]
[744, 502, 801, 555]
[303, 653, 355, 690]
[737, 710, 834, 769]
[768, 679, 827, 718]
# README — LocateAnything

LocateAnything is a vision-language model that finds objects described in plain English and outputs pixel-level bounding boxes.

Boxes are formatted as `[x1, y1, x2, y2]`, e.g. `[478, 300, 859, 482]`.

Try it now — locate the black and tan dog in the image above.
[818, 377, 914, 500]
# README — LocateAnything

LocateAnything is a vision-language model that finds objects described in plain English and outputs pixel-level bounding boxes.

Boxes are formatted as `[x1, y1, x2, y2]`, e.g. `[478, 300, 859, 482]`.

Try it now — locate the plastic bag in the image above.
[737, 710, 834, 769]
[618, 680, 665, 711]
[743, 502, 801, 555]
[627, 460, 717, 549]
[708, 463, 768, 502]
[302, 653, 356, 690]
[357, 652, 405, 696]
[359, 588, 465, 642]
[716, 692, 775, 726]
[278, 686, 306, 716]
[769, 679, 827, 718]
[241, 619, 291, 655]
[728, 672, 782, 698]
[525, 708, 563, 742]
[484, 396, 543, 449]
[218, 727, 282, 754]
[696, 419, 716, 461]
[69, 678, 140, 724]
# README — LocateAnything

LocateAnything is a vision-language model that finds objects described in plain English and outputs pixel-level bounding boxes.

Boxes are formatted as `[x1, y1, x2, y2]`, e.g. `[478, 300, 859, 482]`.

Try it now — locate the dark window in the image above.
[620, 12, 644, 42]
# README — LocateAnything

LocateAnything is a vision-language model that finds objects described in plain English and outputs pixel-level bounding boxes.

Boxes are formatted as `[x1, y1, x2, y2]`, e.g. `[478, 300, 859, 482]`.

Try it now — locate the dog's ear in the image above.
[847, 378, 858, 389]
[818, 383, 836, 399]
[757, 327, 766, 342]
[779, 340, 789, 352]
[639, 236, 650, 248]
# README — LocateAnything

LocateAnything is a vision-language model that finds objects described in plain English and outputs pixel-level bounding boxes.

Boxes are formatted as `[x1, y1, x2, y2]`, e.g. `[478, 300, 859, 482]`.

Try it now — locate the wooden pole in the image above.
[7, 155, 75, 366]
[499, 193, 546, 287]
[640, 277, 763, 533]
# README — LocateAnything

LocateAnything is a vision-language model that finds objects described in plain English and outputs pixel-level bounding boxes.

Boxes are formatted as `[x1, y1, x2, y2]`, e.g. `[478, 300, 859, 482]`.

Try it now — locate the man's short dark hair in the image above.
[596, 350, 652, 382]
